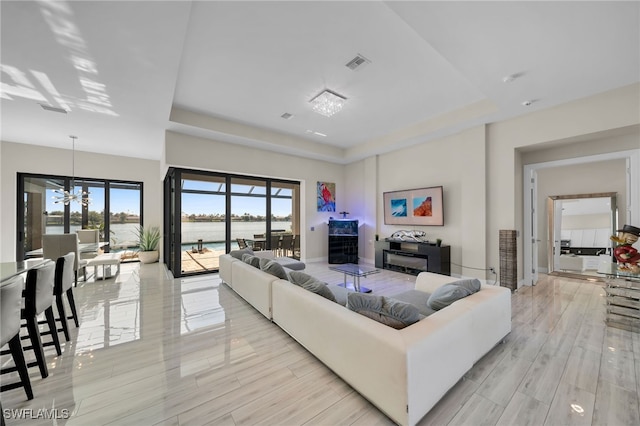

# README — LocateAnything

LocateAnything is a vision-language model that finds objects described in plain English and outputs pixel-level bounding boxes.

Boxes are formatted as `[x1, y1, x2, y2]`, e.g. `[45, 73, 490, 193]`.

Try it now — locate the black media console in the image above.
[374, 239, 450, 276]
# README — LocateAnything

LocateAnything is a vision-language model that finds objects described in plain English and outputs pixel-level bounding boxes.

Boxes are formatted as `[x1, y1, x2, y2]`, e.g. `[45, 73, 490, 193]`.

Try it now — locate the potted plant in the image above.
[135, 226, 161, 264]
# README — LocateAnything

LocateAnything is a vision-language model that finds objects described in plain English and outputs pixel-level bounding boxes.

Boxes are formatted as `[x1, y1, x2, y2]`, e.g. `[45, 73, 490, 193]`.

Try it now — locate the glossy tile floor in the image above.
[1, 262, 638, 425]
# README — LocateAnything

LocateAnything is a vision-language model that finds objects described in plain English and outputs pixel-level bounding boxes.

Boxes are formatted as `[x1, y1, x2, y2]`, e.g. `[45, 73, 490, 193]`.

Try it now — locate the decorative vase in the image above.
[138, 250, 159, 264]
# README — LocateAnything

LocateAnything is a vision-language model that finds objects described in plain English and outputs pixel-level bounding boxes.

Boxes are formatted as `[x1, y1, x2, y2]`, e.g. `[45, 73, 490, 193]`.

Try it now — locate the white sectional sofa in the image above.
[219, 253, 512, 425]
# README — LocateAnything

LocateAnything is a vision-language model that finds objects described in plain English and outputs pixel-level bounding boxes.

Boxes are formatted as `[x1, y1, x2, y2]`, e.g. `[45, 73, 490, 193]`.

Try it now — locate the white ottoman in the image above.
[87, 253, 121, 280]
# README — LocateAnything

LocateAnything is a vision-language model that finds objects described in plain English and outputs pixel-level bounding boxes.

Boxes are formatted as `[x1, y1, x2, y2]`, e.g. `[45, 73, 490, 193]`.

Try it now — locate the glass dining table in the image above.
[1, 259, 49, 286]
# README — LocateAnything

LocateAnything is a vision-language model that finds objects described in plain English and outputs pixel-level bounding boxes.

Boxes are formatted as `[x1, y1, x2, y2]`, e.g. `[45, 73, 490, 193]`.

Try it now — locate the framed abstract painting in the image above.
[383, 186, 444, 226]
[317, 181, 336, 212]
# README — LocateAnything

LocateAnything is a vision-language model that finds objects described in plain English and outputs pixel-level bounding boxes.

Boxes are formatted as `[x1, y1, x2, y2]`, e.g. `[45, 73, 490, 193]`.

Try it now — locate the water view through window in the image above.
[18, 174, 143, 261]
[165, 169, 300, 277]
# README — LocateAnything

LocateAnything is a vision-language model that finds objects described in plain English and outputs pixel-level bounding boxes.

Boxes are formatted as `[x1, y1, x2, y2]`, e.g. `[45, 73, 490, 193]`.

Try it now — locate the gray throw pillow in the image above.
[260, 259, 288, 280]
[230, 247, 253, 260]
[390, 289, 436, 317]
[347, 293, 421, 329]
[427, 279, 481, 311]
[288, 271, 337, 303]
[449, 278, 481, 294]
[241, 253, 261, 268]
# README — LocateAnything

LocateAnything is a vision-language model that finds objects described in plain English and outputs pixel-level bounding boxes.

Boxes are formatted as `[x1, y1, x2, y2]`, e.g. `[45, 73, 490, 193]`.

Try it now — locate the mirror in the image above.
[547, 192, 617, 279]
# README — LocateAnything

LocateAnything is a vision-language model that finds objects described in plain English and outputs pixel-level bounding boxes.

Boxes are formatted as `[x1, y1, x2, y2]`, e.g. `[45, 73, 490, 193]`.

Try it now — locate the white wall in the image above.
[164, 131, 344, 261]
[346, 126, 487, 278]
[0, 141, 162, 262]
[487, 83, 640, 282]
[535, 159, 626, 269]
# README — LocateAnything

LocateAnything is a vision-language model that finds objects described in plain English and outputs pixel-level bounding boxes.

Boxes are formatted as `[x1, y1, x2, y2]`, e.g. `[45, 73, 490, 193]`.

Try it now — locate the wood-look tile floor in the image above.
[1, 262, 638, 425]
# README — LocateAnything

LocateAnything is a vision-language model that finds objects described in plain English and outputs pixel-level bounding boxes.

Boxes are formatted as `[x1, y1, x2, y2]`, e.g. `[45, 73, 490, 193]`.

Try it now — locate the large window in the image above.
[164, 168, 300, 277]
[17, 173, 143, 261]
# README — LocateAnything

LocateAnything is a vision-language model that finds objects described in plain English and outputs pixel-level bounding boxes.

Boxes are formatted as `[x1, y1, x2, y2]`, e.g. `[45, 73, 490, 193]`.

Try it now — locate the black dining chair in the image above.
[21, 261, 61, 378]
[281, 234, 294, 257]
[0, 275, 34, 401]
[236, 238, 248, 249]
[53, 252, 80, 341]
[270, 234, 282, 256]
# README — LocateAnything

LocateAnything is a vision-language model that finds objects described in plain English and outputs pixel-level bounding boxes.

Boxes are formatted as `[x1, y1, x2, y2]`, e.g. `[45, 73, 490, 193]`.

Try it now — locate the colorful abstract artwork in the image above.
[317, 181, 336, 212]
[383, 186, 444, 225]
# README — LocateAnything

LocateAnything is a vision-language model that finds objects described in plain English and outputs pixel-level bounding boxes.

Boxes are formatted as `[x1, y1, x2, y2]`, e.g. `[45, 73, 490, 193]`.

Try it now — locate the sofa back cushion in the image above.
[230, 247, 254, 260]
[347, 293, 421, 329]
[389, 289, 436, 317]
[242, 253, 261, 268]
[259, 259, 289, 280]
[427, 278, 481, 310]
[288, 271, 337, 302]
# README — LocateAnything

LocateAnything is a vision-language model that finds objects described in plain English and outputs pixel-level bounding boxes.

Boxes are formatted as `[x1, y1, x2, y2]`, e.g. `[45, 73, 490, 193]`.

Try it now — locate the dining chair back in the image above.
[236, 238, 248, 249]
[76, 229, 100, 260]
[293, 234, 301, 259]
[280, 234, 293, 257]
[270, 235, 281, 256]
[0, 275, 34, 400]
[76, 229, 99, 244]
[54, 252, 80, 341]
[43, 234, 87, 284]
[22, 260, 61, 378]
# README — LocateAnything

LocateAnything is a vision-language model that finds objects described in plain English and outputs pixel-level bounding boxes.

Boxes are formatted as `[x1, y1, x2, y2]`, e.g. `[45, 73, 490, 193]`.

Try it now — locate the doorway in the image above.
[547, 193, 617, 280]
[523, 149, 639, 287]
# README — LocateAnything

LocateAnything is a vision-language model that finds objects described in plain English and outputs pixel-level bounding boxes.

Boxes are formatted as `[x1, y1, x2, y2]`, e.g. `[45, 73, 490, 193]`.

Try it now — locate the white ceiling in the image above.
[1, 1, 638, 164]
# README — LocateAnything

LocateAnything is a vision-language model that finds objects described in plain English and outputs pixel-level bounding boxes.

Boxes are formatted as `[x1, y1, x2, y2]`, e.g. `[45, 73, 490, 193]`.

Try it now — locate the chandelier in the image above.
[53, 135, 91, 206]
[309, 89, 347, 117]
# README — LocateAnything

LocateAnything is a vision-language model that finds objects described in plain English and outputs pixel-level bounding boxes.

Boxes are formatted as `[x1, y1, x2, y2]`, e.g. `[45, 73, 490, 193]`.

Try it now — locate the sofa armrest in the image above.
[219, 254, 236, 286]
[231, 261, 278, 319]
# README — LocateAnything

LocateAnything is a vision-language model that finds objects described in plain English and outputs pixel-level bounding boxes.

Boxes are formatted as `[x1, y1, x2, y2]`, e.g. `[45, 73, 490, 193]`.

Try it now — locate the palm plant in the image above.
[135, 226, 161, 251]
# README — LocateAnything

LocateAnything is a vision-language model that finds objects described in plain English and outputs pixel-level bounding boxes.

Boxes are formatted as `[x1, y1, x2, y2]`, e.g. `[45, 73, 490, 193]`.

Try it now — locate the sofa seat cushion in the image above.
[389, 289, 436, 317]
[427, 278, 481, 311]
[288, 271, 336, 302]
[274, 256, 306, 270]
[347, 293, 421, 329]
[259, 258, 289, 280]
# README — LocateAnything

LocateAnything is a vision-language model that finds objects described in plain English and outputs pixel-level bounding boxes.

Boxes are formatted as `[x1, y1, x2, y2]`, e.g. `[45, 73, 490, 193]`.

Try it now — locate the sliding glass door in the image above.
[17, 173, 143, 261]
[164, 168, 300, 277]
[230, 177, 267, 252]
[180, 173, 227, 274]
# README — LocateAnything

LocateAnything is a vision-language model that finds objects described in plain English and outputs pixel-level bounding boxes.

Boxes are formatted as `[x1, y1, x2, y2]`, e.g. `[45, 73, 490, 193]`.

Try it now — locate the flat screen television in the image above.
[383, 185, 444, 226]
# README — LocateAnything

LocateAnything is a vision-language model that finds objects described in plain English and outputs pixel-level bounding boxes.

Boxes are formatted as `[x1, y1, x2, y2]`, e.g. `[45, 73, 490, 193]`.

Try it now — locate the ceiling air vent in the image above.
[345, 54, 371, 71]
[40, 104, 68, 114]
[280, 112, 293, 120]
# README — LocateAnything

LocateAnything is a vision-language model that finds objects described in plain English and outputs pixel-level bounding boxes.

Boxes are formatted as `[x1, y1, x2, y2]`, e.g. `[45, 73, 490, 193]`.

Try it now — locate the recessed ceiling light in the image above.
[280, 112, 293, 119]
[522, 100, 535, 106]
[309, 89, 347, 117]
